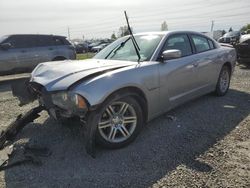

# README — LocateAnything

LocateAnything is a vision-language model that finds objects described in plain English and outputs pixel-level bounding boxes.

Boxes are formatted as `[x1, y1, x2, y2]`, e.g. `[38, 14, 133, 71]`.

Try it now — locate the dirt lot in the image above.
[0, 64, 249, 188]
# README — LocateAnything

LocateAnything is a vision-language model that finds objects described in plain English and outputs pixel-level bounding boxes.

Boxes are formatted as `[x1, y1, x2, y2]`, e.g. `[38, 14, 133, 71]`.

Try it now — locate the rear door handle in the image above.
[21, 50, 27, 53]
[48, 48, 54, 50]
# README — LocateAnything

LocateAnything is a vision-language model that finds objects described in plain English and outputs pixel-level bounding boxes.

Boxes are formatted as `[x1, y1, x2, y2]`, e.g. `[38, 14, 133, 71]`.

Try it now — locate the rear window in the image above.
[36, 36, 54, 47]
[53, 37, 69, 45]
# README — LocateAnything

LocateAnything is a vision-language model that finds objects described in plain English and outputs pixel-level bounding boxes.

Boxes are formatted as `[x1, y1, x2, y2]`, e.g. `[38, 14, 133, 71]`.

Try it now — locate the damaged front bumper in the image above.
[11, 79, 97, 157]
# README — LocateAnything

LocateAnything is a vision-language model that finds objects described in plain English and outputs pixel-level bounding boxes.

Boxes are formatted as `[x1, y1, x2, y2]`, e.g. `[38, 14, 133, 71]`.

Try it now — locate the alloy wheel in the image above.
[98, 101, 137, 143]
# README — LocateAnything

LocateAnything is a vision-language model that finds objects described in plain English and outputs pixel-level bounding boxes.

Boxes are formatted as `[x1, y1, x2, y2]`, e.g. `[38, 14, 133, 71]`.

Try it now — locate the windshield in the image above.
[94, 34, 163, 62]
[224, 31, 240, 37]
[0, 35, 8, 44]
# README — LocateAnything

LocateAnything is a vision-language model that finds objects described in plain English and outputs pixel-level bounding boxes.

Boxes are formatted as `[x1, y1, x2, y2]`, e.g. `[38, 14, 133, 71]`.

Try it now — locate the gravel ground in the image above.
[0, 64, 249, 188]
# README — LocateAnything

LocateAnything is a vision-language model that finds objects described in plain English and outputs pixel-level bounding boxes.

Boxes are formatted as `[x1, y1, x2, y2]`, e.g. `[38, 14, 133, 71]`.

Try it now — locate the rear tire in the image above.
[215, 65, 231, 96]
[52, 57, 66, 61]
[94, 96, 143, 149]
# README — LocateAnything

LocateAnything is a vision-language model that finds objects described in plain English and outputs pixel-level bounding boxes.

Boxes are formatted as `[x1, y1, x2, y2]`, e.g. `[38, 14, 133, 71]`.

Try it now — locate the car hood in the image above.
[30, 59, 137, 91]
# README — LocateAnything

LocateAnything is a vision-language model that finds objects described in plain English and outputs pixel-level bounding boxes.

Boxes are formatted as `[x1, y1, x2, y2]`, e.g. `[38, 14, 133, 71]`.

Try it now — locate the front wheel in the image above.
[95, 96, 143, 149]
[215, 65, 231, 96]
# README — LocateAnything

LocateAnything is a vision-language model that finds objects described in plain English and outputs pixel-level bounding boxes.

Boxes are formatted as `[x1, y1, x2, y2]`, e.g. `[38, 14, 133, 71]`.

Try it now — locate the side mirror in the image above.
[161, 49, 182, 61]
[0, 43, 12, 50]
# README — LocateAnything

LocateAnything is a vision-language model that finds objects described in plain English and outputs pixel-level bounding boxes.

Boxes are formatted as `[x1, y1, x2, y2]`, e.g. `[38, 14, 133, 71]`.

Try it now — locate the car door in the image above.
[7, 35, 40, 71]
[158, 33, 199, 111]
[35, 35, 55, 64]
[0, 36, 19, 73]
[189, 34, 218, 88]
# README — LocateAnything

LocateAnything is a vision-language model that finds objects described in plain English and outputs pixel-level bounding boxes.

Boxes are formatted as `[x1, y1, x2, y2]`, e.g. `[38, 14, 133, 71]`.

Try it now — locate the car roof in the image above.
[134, 30, 210, 36]
[7, 34, 67, 38]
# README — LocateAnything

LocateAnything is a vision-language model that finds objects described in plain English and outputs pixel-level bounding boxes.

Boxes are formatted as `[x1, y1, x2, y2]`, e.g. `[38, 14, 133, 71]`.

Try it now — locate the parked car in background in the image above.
[218, 31, 241, 45]
[236, 34, 250, 64]
[73, 42, 89, 54]
[88, 41, 102, 52]
[0, 34, 76, 75]
[91, 43, 110, 53]
[17, 31, 236, 150]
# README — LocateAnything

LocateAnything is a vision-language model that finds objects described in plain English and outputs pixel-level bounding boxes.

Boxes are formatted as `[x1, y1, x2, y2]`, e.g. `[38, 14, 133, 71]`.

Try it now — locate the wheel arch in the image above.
[52, 56, 67, 61]
[93, 86, 148, 123]
[222, 62, 233, 77]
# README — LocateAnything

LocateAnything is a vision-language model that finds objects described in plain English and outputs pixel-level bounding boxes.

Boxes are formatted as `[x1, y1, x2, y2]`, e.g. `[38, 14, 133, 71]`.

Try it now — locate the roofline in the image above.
[133, 30, 213, 37]
[5, 34, 67, 38]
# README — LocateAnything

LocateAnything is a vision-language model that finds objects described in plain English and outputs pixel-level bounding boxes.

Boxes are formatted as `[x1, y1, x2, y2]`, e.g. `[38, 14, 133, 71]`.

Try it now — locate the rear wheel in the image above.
[95, 96, 143, 149]
[215, 65, 231, 96]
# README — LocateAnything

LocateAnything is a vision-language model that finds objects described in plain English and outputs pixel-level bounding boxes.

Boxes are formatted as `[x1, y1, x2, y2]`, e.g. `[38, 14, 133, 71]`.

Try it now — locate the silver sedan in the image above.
[22, 31, 236, 151]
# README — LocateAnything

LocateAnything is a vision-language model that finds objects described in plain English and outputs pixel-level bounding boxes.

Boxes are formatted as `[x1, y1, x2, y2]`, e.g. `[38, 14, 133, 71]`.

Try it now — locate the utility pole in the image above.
[67, 27, 71, 40]
[210, 20, 214, 32]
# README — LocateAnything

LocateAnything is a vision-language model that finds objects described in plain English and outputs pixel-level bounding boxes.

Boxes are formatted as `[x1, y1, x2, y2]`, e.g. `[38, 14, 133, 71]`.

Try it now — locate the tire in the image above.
[215, 65, 231, 96]
[94, 96, 143, 149]
[52, 57, 66, 61]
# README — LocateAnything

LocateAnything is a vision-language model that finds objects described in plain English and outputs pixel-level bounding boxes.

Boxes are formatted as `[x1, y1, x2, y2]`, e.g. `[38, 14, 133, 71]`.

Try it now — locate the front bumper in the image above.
[38, 92, 87, 121]
[12, 80, 96, 157]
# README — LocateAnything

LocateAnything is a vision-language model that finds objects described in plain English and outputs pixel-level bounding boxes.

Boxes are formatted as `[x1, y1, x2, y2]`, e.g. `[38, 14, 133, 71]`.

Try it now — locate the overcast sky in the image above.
[0, 0, 250, 39]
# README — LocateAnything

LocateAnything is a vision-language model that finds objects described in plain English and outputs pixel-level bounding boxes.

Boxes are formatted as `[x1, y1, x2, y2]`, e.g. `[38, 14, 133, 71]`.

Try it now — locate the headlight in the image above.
[51, 92, 87, 110]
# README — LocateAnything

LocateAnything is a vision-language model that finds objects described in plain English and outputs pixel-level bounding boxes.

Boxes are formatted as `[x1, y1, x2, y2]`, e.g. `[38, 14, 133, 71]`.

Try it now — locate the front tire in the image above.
[95, 96, 143, 149]
[215, 65, 231, 96]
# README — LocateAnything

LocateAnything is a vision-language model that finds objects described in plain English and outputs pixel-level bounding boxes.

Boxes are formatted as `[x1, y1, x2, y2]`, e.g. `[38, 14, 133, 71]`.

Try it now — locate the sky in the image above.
[0, 0, 250, 39]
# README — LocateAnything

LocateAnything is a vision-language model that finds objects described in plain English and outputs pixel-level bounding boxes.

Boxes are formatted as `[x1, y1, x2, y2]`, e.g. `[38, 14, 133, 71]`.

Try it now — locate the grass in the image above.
[76, 53, 95, 60]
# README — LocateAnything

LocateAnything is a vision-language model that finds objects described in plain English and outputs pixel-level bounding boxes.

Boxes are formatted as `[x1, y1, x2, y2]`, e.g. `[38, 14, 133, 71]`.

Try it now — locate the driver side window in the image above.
[162, 34, 192, 57]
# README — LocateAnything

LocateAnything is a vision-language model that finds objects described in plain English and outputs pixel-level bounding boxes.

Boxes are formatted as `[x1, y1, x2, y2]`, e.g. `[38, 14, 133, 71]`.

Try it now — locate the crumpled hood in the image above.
[31, 59, 137, 91]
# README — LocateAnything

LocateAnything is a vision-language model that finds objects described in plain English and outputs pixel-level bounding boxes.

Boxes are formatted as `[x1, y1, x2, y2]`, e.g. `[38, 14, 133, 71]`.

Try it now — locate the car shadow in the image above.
[3, 89, 250, 188]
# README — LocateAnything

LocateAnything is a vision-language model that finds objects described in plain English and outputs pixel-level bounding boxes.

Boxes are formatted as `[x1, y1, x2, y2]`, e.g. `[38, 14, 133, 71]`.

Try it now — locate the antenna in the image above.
[124, 11, 141, 62]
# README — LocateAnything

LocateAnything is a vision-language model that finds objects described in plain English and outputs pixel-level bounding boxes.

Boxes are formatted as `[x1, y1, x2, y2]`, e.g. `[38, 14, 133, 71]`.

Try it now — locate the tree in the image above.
[240, 24, 250, 33]
[118, 26, 131, 37]
[161, 21, 168, 31]
[229, 27, 233, 32]
[111, 33, 117, 40]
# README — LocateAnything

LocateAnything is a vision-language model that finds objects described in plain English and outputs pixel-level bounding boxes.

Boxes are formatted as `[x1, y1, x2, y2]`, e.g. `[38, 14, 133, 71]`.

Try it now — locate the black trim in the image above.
[189, 34, 216, 54]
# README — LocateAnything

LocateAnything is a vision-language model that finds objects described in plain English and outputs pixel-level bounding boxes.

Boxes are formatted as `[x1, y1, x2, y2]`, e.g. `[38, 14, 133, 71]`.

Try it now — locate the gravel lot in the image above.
[0, 64, 249, 188]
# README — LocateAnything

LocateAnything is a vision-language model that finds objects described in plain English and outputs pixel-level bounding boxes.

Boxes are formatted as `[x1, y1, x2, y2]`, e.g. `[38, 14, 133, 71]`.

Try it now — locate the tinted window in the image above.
[208, 39, 215, 49]
[36, 36, 54, 47]
[6, 35, 37, 48]
[191, 35, 210, 53]
[53, 37, 66, 45]
[163, 34, 192, 57]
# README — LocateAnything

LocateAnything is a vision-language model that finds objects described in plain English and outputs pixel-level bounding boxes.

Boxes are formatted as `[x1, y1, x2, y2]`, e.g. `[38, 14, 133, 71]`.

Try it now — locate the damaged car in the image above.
[236, 34, 250, 64]
[12, 31, 236, 154]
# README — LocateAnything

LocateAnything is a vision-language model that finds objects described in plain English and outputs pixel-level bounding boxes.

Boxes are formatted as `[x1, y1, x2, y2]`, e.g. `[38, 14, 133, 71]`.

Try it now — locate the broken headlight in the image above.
[51, 92, 87, 110]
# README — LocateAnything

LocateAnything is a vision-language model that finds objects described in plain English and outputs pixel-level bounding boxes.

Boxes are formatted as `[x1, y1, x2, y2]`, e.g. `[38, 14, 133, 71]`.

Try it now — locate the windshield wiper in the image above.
[124, 11, 141, 63]
[105, 37, 130, 59]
